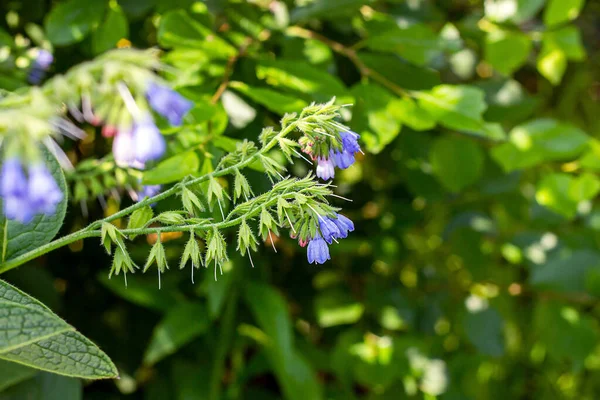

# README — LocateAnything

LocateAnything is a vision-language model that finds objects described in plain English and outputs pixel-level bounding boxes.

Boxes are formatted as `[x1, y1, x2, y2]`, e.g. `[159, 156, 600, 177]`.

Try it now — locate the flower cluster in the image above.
[1, 159, 62, 223]
[301, 130, 362, 180]
[305, 213, 354, 264]
[110, 83, 192, 171]
[0, 50, 194, 223]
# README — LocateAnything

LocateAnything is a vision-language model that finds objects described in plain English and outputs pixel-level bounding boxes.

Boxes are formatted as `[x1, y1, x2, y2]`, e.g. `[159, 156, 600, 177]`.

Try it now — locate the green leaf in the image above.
[0, 359, 37, 392]
[485, 31, 532, 75]
[463, 308, 505, 357]
[0, 148, 68, 262]
[244, 282, 323, 400]
[143, 302, 210, 366]
[97, 274, 182, 312]
[157, 10, 236, 57]
[544, 0, 584, 27]
[534, 172, 600, 219]
[430, 137, 485, 193]
[358, 52, 441, 91]
[127, 205, 153, 232]
[537, 26, 585, 85]
[534, 301, 597, 368]
[350, 82, 402, 154]
[491, 119, 589, 172]
[290, 0, 372, 22]
[535, 173, 579, 218]
[365, 23, 440, 66]
[0, 280, 117, 379]
[91, 2, 128, 54]
[514, 0, 547, 23]
[143, 151, 200, 185]
[202, 267, 233, 320]
[569, 173, 600, 202]
[415, 85, 500, 139]
[0, 371, 81, 400]
[256, 59, 348, 102]
[44, 0, 106, 46]
[392, 97, 436, 131]
[229, 82, 308, 115]
[314, 290, 364, 328]
[531, 250, 600, 293]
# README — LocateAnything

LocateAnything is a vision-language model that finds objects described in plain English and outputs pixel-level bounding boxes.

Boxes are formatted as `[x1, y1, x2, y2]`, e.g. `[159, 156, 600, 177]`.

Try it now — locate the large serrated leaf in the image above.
[0, 148, 68, 262]
[0, 280, 117, 379]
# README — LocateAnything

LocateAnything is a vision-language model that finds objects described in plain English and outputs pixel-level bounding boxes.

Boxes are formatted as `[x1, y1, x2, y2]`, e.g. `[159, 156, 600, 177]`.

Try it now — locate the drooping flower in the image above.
[28, 164, 63, 215]
[112, 130, 137, 168]
[133, 120, 167, 164]
[146, 83, 193, 126]
[340, 130, 361, 154]
[1, 159, 33, 223]
[330, 131, 361, 170]
[331, 213, 354, 239]
[319, 217, 341, 244]
[307, 235, 330, 264]
[316, 157, 335, 180]
[330, 149, 355, 169]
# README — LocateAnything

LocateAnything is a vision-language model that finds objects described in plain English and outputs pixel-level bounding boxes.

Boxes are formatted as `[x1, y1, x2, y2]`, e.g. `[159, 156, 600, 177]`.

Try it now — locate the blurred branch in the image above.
[285, 26, 410, 97]
[211, 30, 271, 104]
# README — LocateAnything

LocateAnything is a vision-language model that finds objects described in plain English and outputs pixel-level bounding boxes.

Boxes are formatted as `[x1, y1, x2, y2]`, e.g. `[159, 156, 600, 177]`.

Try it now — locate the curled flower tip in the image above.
[341, 131, 361, 154]
[28, 164, 63, 215]
[133, 120, 167, 164]
[1, 159, 33, 223]
[316, 157, 335, 180]
[331, 130, 361, 170]
[319, 217, 342, 244]
[298, 238, 308, 247]
[146, 83, 193, 126]
[307, 235, 330, 264]
[332, 213, 354, 239]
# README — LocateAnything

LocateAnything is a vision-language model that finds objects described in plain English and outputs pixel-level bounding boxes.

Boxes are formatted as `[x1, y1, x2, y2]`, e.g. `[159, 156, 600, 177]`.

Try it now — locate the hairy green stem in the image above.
[0, 116, 305, 274]
[0, 229, 101, 274]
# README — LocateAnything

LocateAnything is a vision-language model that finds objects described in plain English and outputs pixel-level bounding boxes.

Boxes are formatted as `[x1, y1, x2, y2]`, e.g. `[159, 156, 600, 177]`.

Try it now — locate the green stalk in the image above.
[0, 118, 304, 274]
[0, 229, 101, 274]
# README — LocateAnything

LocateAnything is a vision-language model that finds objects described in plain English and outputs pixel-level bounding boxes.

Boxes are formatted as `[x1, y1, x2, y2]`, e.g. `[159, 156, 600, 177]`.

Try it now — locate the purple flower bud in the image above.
[146, 83, 193, 126]
[28, 164, 63, 215]
[133, 120, 167, 164]
[1, 159, 33, 223]
[307, 235, 330, 264]
[331, 213, 354, 239]
[319, 217, 341, 244]
[113, 130, 137, 168]
[316, 157, 335, 180]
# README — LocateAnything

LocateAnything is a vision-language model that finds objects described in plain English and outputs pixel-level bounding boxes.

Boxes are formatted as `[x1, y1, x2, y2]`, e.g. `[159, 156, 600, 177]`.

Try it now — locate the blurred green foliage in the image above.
[2, 0, 600, 398]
